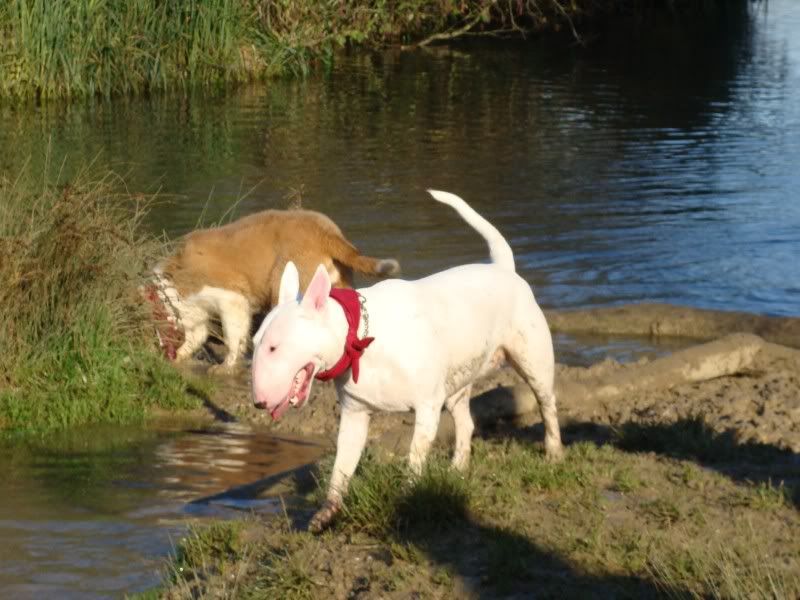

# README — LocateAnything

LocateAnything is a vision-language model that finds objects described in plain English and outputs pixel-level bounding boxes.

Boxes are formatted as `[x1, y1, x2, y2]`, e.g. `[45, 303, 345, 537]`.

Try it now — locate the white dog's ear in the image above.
[252, 311, 274, 348]
[301, 264, 332, 312]
[278, 261, 300, 305]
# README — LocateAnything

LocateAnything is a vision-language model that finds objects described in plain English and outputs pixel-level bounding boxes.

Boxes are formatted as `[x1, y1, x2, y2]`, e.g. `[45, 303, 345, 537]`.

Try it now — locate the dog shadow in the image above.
[283, 462, 684, 599]
[392, 518, 682, 599]
[488, 415, 800, 510]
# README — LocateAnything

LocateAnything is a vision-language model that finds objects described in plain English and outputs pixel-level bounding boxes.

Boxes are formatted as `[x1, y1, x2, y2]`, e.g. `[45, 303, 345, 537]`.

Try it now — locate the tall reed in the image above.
[0, 0, 754, 101]
[1, 0, 271, 99]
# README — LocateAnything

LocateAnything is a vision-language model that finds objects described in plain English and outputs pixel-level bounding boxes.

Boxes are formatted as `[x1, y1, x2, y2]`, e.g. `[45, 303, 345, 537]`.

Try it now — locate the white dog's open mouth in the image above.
[270, 362, 315, 420]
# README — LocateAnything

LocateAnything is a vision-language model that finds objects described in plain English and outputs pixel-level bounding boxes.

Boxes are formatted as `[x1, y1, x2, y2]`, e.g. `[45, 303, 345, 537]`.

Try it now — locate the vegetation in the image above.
[0, 0, 754, 100]
[156, 437, 799, 598]
[0, 163, 200, 432]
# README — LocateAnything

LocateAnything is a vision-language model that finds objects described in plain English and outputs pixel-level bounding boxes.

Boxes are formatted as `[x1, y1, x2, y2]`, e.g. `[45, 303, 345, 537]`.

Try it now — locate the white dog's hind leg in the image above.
[505, 323, 564, 461]
[408, 402, 443, 475]
[445, 385, 474, 471]
[527, 382, 563, 461]
[311, 404, 371, 533]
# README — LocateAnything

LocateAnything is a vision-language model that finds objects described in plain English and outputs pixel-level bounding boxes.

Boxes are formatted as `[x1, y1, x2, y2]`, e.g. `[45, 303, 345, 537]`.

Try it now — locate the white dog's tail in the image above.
[427, 189, 515, 271]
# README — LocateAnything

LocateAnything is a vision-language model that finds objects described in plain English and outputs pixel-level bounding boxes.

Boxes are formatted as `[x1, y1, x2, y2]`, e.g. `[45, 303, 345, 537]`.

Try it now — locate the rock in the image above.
[556, 333, 765, 410]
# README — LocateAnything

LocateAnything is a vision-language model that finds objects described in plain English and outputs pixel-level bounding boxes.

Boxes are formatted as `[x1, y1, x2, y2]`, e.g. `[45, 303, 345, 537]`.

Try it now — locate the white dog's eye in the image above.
[269, 345, 277, 353]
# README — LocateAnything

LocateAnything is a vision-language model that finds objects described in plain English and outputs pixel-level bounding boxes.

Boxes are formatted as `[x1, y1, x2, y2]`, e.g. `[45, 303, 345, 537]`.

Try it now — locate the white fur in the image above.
[251, 190, 563, 531]
[154, 265, 253, 373]
[252, 261, 300, 349]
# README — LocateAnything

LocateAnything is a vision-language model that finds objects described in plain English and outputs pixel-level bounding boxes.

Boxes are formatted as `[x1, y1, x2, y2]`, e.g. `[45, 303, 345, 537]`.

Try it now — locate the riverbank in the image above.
[158, 439, 799, 598]
[148, 311, 800, 598]
[0, 166, 200, 432]
[1, 0, 753, 101]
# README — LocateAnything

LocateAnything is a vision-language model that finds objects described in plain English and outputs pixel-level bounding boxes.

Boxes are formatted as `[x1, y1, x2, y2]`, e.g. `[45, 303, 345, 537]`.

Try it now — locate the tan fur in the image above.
[158, 209, 398, 371]
[163, 209, 397, 309]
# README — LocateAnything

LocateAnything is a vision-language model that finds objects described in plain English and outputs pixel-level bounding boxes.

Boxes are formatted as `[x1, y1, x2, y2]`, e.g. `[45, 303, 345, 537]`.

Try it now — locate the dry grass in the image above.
[0, 161, 198, 432]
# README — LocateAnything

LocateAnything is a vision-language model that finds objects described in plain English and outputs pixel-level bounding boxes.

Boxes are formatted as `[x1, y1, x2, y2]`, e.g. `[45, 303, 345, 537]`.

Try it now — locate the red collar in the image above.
[315, 288, 374, 383]
[143, 283, 183, 361]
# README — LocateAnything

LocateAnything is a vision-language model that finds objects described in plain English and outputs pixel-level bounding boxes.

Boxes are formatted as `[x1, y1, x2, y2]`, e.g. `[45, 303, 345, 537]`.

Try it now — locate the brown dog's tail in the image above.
[324, 233, 400, 278]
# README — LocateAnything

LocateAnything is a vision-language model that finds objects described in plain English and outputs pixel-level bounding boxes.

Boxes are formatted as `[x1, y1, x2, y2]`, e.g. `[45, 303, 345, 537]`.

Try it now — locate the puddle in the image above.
[553, 332, 693, 367]
[0, 422, 325, 598]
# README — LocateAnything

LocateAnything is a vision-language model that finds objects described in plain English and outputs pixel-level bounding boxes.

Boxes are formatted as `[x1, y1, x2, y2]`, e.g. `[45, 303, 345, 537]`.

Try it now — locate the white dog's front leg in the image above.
[408, 402, 442, 475]
[309, 404, 371, 533]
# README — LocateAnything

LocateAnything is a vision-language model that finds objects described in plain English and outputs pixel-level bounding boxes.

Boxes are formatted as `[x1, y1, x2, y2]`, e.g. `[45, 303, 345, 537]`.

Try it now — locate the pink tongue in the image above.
[270, 398, 291, 421]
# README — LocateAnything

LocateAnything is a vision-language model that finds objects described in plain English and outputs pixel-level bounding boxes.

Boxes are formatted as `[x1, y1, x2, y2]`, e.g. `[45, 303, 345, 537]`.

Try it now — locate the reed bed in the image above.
[0, 0, 752, 100]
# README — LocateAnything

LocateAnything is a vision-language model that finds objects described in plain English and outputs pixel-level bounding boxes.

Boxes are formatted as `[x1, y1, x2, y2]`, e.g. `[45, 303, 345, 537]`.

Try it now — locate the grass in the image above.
[2, 0, 256, 99]
[0, 0, 756, 101]
[0, 161, 200, 433]
[0, 0, 297, 100]
[156, 436, 800, 598]
[329, 449, 471, 536]
[176, 521, 245, 572]
[648, 536, 800, 600]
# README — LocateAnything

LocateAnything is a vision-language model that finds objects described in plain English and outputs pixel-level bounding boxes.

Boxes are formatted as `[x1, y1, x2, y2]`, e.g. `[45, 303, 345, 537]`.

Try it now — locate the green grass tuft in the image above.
[334, 450, 471, 536]
[176, 521, 245, 571]
[246, 542, 317, 600]
[648, 538, 800, 600]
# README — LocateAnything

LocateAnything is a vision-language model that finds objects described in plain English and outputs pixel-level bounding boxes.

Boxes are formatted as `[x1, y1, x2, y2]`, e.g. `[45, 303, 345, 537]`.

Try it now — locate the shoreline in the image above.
[189, 302, 800, 455]
[1, 1, 754, 102]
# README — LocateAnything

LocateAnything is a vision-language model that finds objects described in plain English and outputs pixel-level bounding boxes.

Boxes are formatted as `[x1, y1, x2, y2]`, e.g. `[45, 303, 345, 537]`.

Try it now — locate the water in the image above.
[1, 1, 800, 595]
[2, 3, 798, 317]
[0, 423, 324, 598]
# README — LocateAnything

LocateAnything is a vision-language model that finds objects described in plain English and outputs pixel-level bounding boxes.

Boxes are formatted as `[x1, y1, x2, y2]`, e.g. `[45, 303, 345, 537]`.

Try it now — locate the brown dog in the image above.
[145, 209, 399, 373]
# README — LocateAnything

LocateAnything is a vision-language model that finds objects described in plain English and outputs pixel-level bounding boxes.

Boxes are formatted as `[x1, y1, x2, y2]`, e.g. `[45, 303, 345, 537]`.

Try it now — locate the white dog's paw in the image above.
[545, 441, 565, 463]
[451, 452, 471, 472]
[308, 499, 341, 534]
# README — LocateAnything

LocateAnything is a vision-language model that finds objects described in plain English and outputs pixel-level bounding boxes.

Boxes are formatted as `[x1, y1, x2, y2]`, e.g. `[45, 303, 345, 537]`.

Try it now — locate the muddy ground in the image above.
[197, 330, 800, 458]
[160, 305, 800, 599]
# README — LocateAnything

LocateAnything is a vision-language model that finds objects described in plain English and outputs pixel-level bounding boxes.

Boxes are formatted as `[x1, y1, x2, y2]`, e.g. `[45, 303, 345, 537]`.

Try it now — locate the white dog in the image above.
[251, 190, 563, 532]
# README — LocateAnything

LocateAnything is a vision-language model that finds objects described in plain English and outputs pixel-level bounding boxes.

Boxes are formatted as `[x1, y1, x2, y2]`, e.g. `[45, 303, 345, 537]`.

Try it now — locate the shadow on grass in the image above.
[499, 416, 800, 510]
[282, 455, 684, 599]
[609, 417, 799, 510]
[393, 518, 681, 599]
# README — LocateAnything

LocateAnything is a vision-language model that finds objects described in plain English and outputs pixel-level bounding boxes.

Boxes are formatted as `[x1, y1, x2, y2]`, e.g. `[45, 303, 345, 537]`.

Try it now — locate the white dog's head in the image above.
[251, 262, 340, 420]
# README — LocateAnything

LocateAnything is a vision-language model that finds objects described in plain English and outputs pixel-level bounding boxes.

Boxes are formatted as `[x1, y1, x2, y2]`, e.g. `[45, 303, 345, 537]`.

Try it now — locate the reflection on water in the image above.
[1, 2, 798, 317]
[0, 423, 324, 599]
